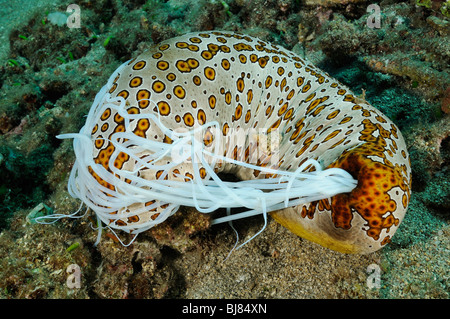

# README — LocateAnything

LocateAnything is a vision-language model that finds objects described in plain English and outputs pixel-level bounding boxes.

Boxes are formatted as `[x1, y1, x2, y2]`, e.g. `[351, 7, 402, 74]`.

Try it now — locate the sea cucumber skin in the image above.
[88, 31, 411, 253]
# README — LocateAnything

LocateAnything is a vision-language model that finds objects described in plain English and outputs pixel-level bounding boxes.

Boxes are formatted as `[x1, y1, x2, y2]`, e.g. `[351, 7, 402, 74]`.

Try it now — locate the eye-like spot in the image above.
[166, 73, 176, 82]
[157, 60, 169, 71]
[339, 116, 352, 124]
[133, 61, 146, 70]
[183, 112, 195, 127]
[283, 108, 294, 121]
[193, 75, 202, 86]
[101, 123, 109, 132]
[201, 50, 214, 60]
[326, 109, 340, 120]
[222, 123, 229, 136]
[118, 151, 130, 162]
[239, 54, 247, 64]
[109, 83, 118, 93]
[115, 220, 127, 227]
[321, 96, 329, 103]
[247, 89, 253, 104]
[152, 80, 166, 93]
[197, 109, 207, 125]
[159, 44, 170, 51]
[255, 44, 264, 51]
[343, 94, 355, 102]
[304, 93, 316, 103]
[220, 45, 231, 53]
[199, 167, 207, 178]
[127, 215, 140, 223]
[277, 67, 285, 76]
[362, 109, 371, 117]
[302, 81, 311, 93]
[208, 95, 216, 109]
[204, 67, 216, 81]
[157, 101, 171, 116]
[152, 52, 163, 59]
[106, 143, 115, 156]
[175, 41, 189, 49]
[95, 136, 104, 149]
[113, 123, 125, 133]
[249, 54, 258, 63]
[258, 56, 268, 68]
[137, 118, 150, 131]
[188, 44, 199, 52]
[189, 37, 202, 43]
[173, 85, 186, 99]
[156, 170, 168, 180]
[130, 76, 142, 88]
[117, 90, 129, 99]
[101, 108, 111, 120]
[225, 92, 232, 105]
[287, 89, 295, 100]
[187, 58, 199, 69]
[127, 107, 140, 115]
[267, 118, 281, 133]
[322, 129, 342, 142]
[280, 78, 287, 91]
[136, 89, 151, 109]
[184, 172, 194, 182]
[245, 109, 251, 123]
[278, 103, 288, 116]
[203, 128, 214, 147]
[236, 78, 245, 92]
[176, 60, 191, 72]
[221, 58, 230, 70]
[234, 104, 243, 121]
[265, 76, 273, 89]
[208, 43, 220, 52]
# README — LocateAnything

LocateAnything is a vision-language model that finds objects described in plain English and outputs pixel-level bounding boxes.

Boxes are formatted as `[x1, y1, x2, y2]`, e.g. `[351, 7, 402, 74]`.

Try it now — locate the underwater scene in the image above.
[0, 0, 448, 300]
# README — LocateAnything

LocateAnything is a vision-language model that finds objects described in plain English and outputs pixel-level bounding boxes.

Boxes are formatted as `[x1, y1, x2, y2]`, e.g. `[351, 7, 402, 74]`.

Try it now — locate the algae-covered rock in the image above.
[0, 210, 92, 298]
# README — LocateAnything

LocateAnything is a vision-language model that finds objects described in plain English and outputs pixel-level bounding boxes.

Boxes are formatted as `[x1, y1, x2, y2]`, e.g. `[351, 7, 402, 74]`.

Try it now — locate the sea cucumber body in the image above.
[87, 31, 411, 253]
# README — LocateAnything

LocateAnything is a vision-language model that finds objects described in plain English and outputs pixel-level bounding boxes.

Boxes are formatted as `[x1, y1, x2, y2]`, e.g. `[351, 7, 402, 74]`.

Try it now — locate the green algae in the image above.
[66, 241, 80, 252]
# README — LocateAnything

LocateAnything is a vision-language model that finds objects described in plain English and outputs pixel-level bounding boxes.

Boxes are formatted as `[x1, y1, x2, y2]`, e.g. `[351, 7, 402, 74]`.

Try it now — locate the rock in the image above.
[426, 16, 450, 36]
